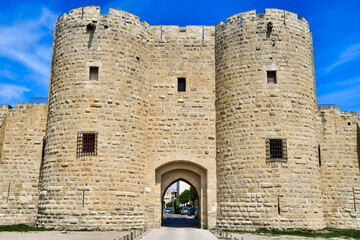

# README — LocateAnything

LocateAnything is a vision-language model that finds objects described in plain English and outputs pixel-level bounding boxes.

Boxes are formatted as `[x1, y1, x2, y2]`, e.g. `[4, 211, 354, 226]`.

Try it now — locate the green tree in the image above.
[178, 189, 190, 204]
[189, 187, 197, 203]
[171, 198, 180, 214]
[166, 201, 172, 208]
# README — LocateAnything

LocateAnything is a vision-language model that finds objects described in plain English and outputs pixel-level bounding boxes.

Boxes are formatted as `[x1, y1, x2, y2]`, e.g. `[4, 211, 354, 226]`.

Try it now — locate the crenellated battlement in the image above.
[57, 6, 150, 31]
[1, 6, 359, 232]
[216, 8, 309, 32]
[318, 106, 360, 121]
[150, 25, 215, 40]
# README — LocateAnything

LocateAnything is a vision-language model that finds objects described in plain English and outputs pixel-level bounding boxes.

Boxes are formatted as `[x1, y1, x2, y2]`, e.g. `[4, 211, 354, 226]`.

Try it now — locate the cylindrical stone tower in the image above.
[37, 6, 149, 229]
[216, 9, 325, 230]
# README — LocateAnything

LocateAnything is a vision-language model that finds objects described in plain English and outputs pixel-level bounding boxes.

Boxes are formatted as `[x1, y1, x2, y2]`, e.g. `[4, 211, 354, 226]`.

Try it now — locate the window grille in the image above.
[77, 132, 97, 158]
[267, 71, 276, 84]
[178, 78, 186, 92]
[266, 138, 287, 163]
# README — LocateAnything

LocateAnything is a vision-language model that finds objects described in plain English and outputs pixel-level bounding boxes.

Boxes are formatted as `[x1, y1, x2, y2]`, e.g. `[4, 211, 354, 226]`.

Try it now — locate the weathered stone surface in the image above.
[0, 6, 359, 231]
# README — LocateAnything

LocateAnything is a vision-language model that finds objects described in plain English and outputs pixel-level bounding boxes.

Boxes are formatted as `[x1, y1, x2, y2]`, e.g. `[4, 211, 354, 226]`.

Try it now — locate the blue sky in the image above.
[0, 0, 360, 113]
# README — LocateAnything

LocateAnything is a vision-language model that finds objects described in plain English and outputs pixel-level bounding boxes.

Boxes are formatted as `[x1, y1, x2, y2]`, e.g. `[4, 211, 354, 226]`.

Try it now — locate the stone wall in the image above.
[0, 105, 12, 160]
[0, 103, 47, 225]
[317, 107, 360, 229]
[215, 9, 324, 230]
[144, 24, 217, 229]
[0, 105, 12, 127]
[37, 6, 150, 230]
[0, 6, 358, 231]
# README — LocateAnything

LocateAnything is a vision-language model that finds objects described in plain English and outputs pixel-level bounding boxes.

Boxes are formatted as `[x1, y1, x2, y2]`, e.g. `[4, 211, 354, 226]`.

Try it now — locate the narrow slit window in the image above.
[77, 132, 98, 158]
[318, 145, 321, 167]
[178, 78, 186, 92]
[278, 197, 281, 215]
[267, 71, 276, 84]
[89, 67, 99, 81]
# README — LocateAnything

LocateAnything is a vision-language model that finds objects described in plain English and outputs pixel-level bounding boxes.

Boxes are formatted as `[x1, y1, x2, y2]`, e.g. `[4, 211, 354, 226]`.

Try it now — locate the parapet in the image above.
[150, 25, 215, 40]
[57, 6, 150, 30]
[15, 102, 47, 108]
[216, 8, 309, 32]
[0, 105, 12, 110]
[318, 105, 360, 121]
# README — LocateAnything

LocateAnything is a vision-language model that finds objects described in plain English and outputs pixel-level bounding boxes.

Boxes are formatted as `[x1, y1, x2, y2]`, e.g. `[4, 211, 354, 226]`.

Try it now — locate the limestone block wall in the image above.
[0, 105, 12, 159]
[144, 25, 217, 229]
[317, 107, 360, 229]
[37, 6, 150, 230]
[0, 105, 12, 127]
[0, 103, 47, 225]
[216, 9, 324, 230]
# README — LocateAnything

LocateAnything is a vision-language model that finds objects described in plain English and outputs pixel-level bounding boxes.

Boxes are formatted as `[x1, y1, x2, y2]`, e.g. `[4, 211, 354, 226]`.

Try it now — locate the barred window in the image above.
[266, 138, 287, 163]
[77, 132, 97, 158]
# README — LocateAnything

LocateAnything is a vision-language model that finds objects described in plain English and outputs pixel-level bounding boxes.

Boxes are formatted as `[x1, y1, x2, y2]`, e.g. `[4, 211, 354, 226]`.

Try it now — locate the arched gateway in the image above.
[2, 6, 359, 233]
[144, 160, 217, 230]
[157, 161, 207, 228]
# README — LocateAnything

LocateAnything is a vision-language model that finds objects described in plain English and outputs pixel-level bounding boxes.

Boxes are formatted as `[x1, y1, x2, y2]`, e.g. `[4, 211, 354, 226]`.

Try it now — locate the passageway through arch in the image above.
[161, 179, 200, 228]
[155, 161, 208, 228]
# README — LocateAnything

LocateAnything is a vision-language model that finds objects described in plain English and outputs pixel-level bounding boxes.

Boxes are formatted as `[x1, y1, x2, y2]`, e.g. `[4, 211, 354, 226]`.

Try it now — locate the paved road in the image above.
[162, 212, 199, 228]
[142, 213, 217, 240]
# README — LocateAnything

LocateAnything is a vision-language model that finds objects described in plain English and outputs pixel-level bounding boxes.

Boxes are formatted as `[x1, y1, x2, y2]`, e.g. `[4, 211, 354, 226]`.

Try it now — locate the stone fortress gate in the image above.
[0, 6, 359, 231]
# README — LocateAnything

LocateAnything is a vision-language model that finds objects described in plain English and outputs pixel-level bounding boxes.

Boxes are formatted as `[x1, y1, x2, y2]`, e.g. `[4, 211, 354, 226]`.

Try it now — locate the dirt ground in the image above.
[0, 231, 134, 240]
[225, 232, 350, 240]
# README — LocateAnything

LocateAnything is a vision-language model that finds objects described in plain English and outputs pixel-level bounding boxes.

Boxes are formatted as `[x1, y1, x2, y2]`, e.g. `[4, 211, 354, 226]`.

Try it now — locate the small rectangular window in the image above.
[178, 78, 186, 92]
[266, 138, 287, 163]
[267, 71, 276, 84]
[77, 132, 98, 158]
[89, 67, 99, 81]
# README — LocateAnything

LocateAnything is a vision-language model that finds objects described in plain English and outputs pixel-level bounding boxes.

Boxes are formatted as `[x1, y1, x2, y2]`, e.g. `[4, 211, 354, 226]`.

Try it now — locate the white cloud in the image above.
[0, 8, 52, 85]
[324, 43, 360, 73]
[0, 83, 30, 104]
[105, 0, 154, 15]
[317, 83, 360, 113]
[0, 69, 17, 80]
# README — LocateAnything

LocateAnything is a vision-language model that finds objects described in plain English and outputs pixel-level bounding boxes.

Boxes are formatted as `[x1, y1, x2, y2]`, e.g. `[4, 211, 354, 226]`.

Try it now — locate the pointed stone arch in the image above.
[155, 161, 208, 228]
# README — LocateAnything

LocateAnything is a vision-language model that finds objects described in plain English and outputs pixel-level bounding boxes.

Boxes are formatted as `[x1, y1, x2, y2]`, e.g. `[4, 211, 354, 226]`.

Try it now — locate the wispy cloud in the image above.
[323, 43, 360, 73]
[317, 79, 360, 113]
[0, 83, 30, 104]
[0, 8, 52, 84]
[319, 76, 360, 89]
[0, 68, 17, 80]
[105, 0, 154, 15]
